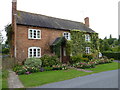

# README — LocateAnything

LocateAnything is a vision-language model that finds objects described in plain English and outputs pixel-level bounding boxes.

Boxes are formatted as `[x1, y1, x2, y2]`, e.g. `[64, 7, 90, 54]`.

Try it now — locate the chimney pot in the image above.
[84, 17, 89, 27]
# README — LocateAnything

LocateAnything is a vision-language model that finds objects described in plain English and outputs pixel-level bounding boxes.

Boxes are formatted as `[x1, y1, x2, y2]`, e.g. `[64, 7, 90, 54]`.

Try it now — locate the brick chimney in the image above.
[11, 0, 17, 58]
[84, 17, 89, 27]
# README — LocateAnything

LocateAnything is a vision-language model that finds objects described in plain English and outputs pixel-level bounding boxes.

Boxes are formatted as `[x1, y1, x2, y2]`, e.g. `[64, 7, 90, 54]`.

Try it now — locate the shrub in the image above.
[83, 54, 94, 60]
[102, 52, 120, 60]
[43, 67, 53, 71]
[70, 55, 82, 64]
[80, 58, 89, 62]
[13, 65, 40, 75]
[74, 62, 95, 69]
[2, 48, 9, 54]
[41, 55, 60, 67]
[24, 58, 42, 68]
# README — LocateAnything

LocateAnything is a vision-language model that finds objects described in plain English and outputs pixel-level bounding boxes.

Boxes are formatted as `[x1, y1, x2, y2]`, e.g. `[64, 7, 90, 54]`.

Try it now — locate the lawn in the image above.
[19, 62, 119, 88]
[2, 70, 9, 88]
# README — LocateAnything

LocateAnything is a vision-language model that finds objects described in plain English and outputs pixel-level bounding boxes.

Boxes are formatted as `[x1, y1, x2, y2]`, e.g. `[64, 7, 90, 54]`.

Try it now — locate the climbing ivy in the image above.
[52, 30, 99, 58]
[70, 30, 99, 57]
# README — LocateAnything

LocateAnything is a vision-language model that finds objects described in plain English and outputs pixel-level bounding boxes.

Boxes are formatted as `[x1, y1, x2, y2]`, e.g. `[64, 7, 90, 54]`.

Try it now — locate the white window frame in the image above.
[28, 29, 41, 39]
[28, 47, 41, 58]
[85, 47, 90, 54]
[85, 34, 90, 42]
[63, 32, 71, 40]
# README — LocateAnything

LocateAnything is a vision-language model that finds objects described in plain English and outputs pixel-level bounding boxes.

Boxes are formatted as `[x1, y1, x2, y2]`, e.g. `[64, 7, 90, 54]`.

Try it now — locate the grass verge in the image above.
[19, 62, 118, 87]
[2, 70, 9, 88]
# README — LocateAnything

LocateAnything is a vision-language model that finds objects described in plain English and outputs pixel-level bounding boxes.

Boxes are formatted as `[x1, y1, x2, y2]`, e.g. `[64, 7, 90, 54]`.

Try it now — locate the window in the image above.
[28, 47, 41, 58]
[85, 47, 90, 54]
[28, 29, 41, 39]
[85, 34, 90, 42]
[63, 32, 71, 40]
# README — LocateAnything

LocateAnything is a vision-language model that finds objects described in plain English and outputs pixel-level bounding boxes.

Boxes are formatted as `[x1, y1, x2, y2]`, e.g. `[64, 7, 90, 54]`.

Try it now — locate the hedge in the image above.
[102, 52, 120, 60]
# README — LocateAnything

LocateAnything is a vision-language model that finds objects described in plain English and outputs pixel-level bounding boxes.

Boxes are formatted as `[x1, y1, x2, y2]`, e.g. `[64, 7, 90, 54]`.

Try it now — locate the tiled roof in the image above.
[16, 10, 95, 32]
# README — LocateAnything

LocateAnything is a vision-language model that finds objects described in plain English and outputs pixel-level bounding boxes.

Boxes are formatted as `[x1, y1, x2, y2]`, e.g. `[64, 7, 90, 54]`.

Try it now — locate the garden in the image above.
[10, 53, 119, 87]
[13, 54, 115, 75]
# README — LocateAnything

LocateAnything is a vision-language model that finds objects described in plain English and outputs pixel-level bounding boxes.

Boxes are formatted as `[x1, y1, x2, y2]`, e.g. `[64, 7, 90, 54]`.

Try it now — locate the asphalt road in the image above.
[37, 70, 119, 88]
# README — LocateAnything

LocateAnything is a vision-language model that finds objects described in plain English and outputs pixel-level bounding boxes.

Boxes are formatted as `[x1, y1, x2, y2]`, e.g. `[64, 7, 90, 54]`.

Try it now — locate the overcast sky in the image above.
[0, 0, 119, 42]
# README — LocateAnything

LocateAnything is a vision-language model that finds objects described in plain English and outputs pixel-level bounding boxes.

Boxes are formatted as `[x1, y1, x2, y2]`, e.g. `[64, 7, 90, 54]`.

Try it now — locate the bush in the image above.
[24, 58, 42, 68]
[73, 62, 95, 69]
[83, 54, 94, 60]
[43, 67, 53, 71]
[2, 48, 9, 54]
[41, 55, 60, 67]
[102, 52, 120, 60]
[80, 58, 89, 62]
[70, 55, 82, 64]
[13, 65, 40, 75]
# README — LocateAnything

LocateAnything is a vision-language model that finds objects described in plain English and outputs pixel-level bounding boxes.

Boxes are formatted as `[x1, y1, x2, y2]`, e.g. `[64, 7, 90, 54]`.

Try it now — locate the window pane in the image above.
[34, 49, 36, 57]
[34, 30, 36, 38]
[37, 31, 40, 38]
[30, 30, 32, 38]
[37, 49, 40, 56]
[29, 49, 32, 57]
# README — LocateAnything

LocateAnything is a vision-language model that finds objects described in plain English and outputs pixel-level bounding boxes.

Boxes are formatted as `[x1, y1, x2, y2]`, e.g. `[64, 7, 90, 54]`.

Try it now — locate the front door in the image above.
[61, 45, 70, 63]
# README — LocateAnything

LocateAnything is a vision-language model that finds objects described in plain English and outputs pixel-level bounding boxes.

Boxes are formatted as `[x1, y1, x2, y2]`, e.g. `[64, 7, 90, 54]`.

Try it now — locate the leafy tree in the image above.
[103, 40, 111, 51]
[118, 35, 120, 44]
[104, 36, 107, 40]
[109, 34, 112, 39]
[5, 24, 12, 47]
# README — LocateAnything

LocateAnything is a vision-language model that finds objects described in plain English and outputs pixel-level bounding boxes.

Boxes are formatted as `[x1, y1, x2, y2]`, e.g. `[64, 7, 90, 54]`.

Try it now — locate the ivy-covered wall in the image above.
[70, 30, 99, 57]
[52, 29, 99, 58]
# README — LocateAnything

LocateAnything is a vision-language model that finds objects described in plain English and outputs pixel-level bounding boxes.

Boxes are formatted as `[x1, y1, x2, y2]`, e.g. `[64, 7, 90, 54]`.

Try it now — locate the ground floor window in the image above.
[28, 47, 41, 58]
[85, 47, 90, 54]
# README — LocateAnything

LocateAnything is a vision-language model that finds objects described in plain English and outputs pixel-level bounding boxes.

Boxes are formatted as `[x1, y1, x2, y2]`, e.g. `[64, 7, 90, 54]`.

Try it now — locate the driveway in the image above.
[36, 70, 119, 88]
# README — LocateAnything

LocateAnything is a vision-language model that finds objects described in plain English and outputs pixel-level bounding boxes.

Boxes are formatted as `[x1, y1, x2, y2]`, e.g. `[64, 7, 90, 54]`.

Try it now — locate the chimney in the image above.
[11, 0, 17, 58]
[84, 17, 89, 27]
[12, 0, 17, 22]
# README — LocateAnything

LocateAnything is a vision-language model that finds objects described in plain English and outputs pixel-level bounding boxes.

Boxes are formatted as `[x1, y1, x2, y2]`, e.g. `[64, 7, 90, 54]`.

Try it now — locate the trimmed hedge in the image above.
[102, 52, 120, 60]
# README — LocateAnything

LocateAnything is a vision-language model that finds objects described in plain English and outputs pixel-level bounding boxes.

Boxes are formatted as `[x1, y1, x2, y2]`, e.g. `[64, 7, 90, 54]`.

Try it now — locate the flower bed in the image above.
[73, 58, 114, 69]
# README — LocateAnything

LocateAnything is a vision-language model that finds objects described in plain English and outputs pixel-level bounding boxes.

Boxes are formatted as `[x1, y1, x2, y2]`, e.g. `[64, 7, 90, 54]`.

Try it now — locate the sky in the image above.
[0, 0, 119, 43]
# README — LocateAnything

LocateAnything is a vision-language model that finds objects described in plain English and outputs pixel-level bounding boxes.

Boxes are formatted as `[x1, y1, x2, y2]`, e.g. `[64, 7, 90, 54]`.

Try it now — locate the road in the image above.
[37, 70, 119, 88]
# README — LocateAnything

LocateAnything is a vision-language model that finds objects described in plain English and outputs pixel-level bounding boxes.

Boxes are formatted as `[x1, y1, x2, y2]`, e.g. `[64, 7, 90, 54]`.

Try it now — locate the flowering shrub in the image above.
[40, 55, 60, 67]
[24, 58, 42, 68]
[70, 55, 82, 64]
[13, 65, 39, 75]
[73, 62, 95, 69]
[73, 58, 114, 69]
[52, 64, 68, 70]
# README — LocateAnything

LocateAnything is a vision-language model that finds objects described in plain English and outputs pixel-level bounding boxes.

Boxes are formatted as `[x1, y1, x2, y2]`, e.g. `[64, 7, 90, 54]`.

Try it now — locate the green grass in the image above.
[2, 70, 9, 88]
[19, 62, 119, 88]
[86, 62, 118, 72]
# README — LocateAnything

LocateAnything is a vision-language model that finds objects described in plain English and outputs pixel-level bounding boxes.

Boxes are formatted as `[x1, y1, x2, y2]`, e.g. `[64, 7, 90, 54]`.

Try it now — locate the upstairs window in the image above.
[85, 47, 90, 54]
[63, 32, 71, 40]
[28, 29, 41, 39]
[85, 34, 90, 42]
[28, 47, 41, 58]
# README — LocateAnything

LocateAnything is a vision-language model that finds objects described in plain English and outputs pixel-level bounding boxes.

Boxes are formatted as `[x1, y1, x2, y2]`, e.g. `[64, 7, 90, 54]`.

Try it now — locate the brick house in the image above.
[11, 0, 98, 64]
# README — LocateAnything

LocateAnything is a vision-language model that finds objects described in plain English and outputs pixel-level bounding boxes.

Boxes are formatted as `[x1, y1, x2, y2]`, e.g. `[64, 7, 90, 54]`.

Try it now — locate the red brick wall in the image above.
[16, 25, 69, 63]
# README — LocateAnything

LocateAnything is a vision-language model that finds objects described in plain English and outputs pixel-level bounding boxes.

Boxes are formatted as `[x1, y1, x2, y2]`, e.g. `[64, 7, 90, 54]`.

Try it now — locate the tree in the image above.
[109, 34, 112, 39]
[0, 32, 4, 45]
[5, 24, 12, 47]
[104, 36, 107, 40]
[118, 35, 120, 44]
[103, 40, 111, 51]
